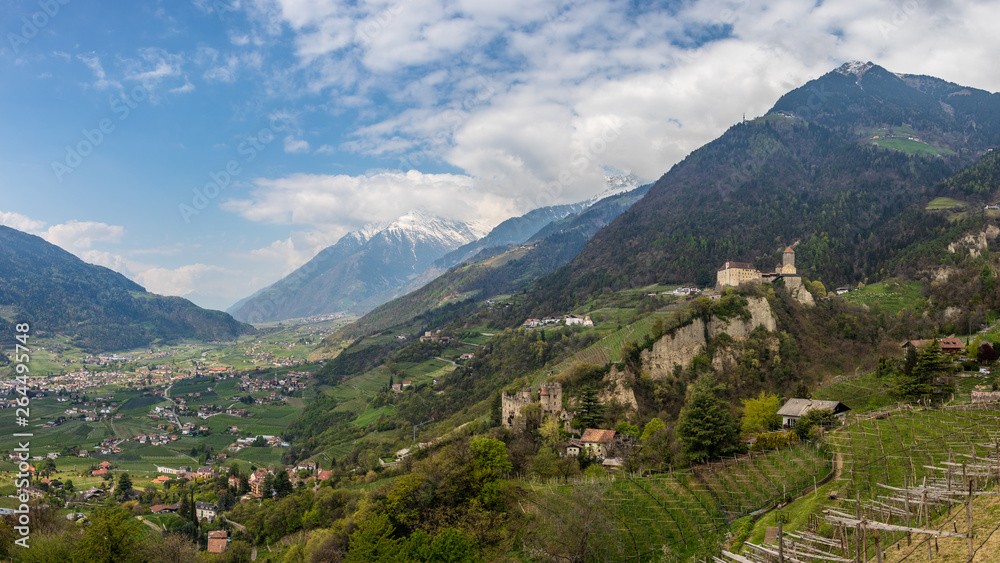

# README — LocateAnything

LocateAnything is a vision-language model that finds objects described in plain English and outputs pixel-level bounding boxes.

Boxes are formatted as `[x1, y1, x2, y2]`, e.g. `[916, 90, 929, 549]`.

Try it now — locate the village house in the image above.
[207, 530, 229, 554]
[249, 470, 270, 497]
[776, 399, 850, 428]
[577, 428, 617, 459]
[901, 338, 965, 356]
[195, 501, 218, 522]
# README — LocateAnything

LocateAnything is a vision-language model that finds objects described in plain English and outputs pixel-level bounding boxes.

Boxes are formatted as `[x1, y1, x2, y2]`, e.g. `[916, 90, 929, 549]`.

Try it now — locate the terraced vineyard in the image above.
[549, 310, 676, 374]
[731, 405, 1000, 561]
[530, 443, 831, 560]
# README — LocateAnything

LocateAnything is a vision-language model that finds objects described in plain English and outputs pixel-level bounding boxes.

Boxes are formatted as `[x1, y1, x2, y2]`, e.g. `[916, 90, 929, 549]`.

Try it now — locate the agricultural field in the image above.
[926, 196, 967, 210]
[734, 405, 1000, 561]
[531, 443, 832, 560]
[871, 137, 957, 157]
[842, 280, 926, 315]
[813, 370, 899, 413]
[0, 365, 320, 504]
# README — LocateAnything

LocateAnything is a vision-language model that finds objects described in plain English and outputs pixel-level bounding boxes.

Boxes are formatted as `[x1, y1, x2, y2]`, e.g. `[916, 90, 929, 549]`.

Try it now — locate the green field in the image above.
[871, 137, 956, 157]
[926, 196, 966, 210]
[842, 279, 925, 315]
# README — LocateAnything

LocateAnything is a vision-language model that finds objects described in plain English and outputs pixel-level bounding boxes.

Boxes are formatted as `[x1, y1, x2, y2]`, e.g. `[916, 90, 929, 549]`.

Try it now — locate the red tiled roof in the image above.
[783, 247, 795, 253]
[580, 429, 616, 444]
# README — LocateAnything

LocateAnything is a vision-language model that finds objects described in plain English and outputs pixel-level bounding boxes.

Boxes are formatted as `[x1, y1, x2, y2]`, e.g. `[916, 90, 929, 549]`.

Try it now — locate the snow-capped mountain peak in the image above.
[836, 61, 875, 80]
[379, 211, 483, 248]
[587, 172, 641, 205]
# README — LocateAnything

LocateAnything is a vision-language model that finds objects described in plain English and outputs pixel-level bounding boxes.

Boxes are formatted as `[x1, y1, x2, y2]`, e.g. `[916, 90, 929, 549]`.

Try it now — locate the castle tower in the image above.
[539, 382, 562, 415]
[782, 246, 796, 275]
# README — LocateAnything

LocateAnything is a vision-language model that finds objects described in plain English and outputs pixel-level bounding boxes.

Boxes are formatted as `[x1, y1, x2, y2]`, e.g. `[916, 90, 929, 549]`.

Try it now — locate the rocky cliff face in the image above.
[597, 365, 639, 411]
[641, 297, 778, 380]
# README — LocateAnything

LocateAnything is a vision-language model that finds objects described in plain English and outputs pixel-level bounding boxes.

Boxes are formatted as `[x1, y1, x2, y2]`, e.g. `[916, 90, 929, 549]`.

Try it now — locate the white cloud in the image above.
[284, 135, 311, 153]
[77, 53, 122, 92]
[41, 220, 125, 253]
[233, 0, 1000, 225]
[170, 79, 195, 94]
[224, 170, 514, 230]
[124, 47, 184, 90]
[134, 264, 225, 297]
[0, 211, 46, 232]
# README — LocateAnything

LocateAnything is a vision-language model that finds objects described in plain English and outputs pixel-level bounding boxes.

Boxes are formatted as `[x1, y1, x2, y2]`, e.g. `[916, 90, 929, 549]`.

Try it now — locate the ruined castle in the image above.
[501, 382, 573, 431]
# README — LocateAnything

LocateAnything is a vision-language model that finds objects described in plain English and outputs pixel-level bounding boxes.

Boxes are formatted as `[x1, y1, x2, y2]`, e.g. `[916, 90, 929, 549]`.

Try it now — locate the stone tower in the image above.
[538, 382, 562, 415]
[782, 246, 796, 275]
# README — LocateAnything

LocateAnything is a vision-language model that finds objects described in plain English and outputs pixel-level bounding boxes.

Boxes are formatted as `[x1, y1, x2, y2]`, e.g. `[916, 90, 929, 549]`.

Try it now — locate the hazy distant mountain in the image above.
[228, 212, 487, 323]
[324, 182, 652, 344]
[0, 225, 251, 352]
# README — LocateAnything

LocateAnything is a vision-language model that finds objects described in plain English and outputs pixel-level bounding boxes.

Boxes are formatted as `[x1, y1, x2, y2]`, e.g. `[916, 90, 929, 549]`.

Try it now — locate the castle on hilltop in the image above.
[501, 382, 574, 431]
[717, 246, 802, 289]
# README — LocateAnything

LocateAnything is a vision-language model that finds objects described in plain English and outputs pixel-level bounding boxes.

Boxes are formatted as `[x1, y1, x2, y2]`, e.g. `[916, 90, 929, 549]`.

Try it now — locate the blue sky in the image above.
[2, 0, 999, 311]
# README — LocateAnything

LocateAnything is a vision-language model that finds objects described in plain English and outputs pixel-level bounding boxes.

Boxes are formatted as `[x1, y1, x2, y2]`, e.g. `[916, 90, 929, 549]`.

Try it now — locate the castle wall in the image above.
[717, 267, 762, 288]
[500, 388, 533, 429]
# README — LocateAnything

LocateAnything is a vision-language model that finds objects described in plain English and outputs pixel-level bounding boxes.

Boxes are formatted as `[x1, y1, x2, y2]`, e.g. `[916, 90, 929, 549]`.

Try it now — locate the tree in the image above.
[116, 472, 133, 499]
[639, 418, 672, 469]
[539, 416, 563, 450]
[614, 422, 640, 437]
[978, 342, 1000, 363]
[346, 512, 402, 563]
[792, 409, 837, 441]
[676, 376, 742, 463]
[74, 505, 148, 563]
[272, 469, 294, 497]
[470, 437, 512, 508]
[217, 490, 237, 512]
[896, 341, 952, 399]
[575, 387, 605, 429]
[401, 528, 480, 563]
[150, 533, 198, 563]
[740, 391, 781, 435]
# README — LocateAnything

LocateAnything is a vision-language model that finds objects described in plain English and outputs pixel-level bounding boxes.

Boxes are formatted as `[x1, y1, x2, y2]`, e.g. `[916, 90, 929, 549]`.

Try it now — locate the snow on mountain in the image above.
[228, 211, 488, 323]
[835, 61, 875, 82]
[378, 211, 484, 248]
[587, 173, 641, 205]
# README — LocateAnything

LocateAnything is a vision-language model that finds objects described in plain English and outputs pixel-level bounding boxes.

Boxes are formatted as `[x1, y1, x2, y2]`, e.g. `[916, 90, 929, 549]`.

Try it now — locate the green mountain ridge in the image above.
[514, 62, 1000, 318]
[0, 225, 252, 352]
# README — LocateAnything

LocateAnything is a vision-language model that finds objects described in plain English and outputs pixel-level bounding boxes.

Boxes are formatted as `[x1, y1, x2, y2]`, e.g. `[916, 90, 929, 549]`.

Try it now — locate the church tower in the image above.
[782, 246, 796, 275]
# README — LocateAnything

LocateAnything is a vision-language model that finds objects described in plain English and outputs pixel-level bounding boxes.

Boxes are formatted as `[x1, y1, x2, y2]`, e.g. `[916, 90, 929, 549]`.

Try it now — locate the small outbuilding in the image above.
[777, 399, 850, 428]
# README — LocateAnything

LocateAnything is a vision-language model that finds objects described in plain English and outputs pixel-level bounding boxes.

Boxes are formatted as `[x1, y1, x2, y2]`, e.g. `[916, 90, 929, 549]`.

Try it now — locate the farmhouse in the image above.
[207, 530, 229, 554]
[578, 428, 617, 459]
[901, 338, 965, 356]
[777, 399, 850, 428]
